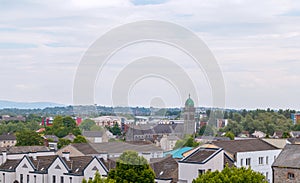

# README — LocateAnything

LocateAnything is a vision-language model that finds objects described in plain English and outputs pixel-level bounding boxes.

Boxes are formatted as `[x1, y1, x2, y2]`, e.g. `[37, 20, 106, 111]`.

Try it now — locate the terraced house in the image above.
[0, 152, 108, 183]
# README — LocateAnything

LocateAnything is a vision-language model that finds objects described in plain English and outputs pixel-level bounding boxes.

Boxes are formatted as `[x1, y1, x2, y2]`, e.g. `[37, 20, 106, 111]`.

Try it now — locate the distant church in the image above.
[183, 95, 196, 135]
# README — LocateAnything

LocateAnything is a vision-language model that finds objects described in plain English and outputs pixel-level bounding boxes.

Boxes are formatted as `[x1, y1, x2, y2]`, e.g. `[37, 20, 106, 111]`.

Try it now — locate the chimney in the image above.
[2, 151, 7, 164]
[31, 151, 37, 161]
[99, 152, 108, 161]
[62, 151, 70, 161]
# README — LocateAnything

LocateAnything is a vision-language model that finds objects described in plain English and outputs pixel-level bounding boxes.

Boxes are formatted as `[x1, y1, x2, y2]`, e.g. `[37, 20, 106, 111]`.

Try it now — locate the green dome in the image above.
[185, 95, 194, 107]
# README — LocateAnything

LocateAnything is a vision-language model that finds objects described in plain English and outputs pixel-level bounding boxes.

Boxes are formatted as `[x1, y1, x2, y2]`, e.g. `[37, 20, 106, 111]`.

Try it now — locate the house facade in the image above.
[213, 139, 282, 183]
[178, 147, 226, 183]
[0, 152, 108, 183]
[82, 131, 108, 143]
[0, 134, 16, 148]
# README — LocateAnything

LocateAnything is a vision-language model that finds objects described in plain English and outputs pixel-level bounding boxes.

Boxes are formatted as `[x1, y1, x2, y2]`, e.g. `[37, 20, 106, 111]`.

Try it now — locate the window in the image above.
[69, 177, 72, 183]
[20, 174, 23, 183]
[60, 176, 64, 183]
[246, 158, 251, 166]
[240, 159, 243, 166]
[259, 157, 264, 165]
[27, 175, 29, 183]
[198, 169, 205, 175]
[34, 175, 36, 183]
[266, 172, 269, 179]
[3, 173, 5, 183]
[53, 175, 56, 183]
[288, 172, 295, 180]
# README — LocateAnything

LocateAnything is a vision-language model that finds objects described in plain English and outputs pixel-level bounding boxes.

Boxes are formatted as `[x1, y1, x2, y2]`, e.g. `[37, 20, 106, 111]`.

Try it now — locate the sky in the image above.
[1, 0, 300, 110]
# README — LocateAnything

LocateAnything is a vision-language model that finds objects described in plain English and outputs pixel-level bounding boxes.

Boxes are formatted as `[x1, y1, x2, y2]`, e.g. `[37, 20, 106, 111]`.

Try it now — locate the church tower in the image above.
[183, 94, 196, 135]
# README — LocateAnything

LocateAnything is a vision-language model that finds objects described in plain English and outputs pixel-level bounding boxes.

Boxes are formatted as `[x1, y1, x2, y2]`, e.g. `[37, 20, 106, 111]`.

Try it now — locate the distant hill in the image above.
[0, 100, 64, 109]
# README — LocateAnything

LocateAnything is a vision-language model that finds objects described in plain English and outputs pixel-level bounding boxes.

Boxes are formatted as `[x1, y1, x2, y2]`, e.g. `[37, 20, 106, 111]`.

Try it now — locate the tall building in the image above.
[183, 95, 196, 135]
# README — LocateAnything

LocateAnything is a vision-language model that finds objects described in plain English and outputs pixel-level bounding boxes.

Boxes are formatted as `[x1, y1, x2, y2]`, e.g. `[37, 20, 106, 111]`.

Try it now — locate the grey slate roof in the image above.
[272, 144, 300, 169]
[179, 148, 222, 163]
[90, 141, 163, 154]
[44, 135, 59, 142]
[71, 141, 163, 155]
[212, 139, 279, 156]
[0, 133, 16, 140]
[150, 155, 178, 182]
[82, 131, 104, 137]
[0, 146, 50, 154]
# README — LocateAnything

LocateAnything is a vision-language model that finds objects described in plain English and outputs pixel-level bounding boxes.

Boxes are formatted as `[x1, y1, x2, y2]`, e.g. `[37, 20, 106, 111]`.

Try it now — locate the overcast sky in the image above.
[1, 0, 300, 110]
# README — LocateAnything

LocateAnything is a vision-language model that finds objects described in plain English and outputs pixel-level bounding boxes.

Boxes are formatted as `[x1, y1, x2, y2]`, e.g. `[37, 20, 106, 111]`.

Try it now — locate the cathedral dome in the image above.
[185, 95, 194, 107]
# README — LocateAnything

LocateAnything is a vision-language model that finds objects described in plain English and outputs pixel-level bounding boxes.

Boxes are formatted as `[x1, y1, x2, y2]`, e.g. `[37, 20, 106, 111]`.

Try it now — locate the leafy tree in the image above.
[223, 120, 243, 136]
[16, 130, 44, 146]
[57, 138, 71, 149]
[46, 116, 81, 138]
[79, 119, 97, 131]
[224, 131, 235, 140]
[198, 125, 215, 136]
[73, 135, 88, 143]
[108, 123, 121, 136]
[193, 165, 267, 183]
[108, 151, 155, 183]
[174, 135, 199, 149]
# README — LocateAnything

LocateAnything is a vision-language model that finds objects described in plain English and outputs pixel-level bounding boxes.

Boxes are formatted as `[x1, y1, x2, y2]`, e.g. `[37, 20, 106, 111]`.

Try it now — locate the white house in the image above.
[178, 147, 228, 183]
[213, 139, 282, 183]
[0, 152, 108, 183]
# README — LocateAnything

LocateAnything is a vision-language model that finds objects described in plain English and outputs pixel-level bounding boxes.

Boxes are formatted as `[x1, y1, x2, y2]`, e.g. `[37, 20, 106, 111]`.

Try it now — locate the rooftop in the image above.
[212, 139, 279, 156]
[163, 147, 193, 159]
[0, 146, 50, 154]
[272, 144, 300, 169]
[180, 148, 222, 164]
[150, 155, 178, 182]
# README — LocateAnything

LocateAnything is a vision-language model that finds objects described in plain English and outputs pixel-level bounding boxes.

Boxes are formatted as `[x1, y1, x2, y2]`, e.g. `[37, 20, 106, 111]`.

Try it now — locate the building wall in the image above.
[0, 140, 16, 147]
[273, 167, 300, 183]
[0, 171, 16, 183]
[84, 158, 108, 179]
[47, 158, 69, 183]
[178, 150, 224, 183]
[15, 157, 35, 183]
[155, 179, 172, 183]
[236, 149, 282, 183]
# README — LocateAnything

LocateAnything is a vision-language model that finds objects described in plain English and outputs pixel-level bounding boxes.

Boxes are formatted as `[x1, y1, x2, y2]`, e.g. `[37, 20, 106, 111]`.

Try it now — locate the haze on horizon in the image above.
[1, 0, 300, 110]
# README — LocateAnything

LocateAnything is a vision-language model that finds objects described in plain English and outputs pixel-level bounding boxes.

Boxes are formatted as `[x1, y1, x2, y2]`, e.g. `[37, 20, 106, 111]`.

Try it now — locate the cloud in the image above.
[0, 0, 300, 109]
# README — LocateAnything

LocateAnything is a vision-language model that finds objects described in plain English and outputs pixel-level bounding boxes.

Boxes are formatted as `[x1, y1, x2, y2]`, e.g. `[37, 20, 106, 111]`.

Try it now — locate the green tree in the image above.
[108, 123, 121, 136]
[57, 138, 71, 149]
[193, 165, 267, 183]
[224, 131, 235, 140]
[46, 116, 81, 138]
[108, 151, 155, 183]
[79, 119, 97, 131]
[73, 135, 88, 143]
[174, 135, 199, 149]
[16, 130, 44, 146]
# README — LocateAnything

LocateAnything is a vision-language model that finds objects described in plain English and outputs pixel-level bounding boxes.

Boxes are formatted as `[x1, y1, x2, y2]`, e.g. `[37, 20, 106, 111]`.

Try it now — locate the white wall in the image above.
[0, 172, 15, 183]
[84, 158, 108, 179]
[178, 150, 224, 183]
[15, 157, 35, 183]
[47, 158, 69, 183]
[236, 149, 282, 183]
